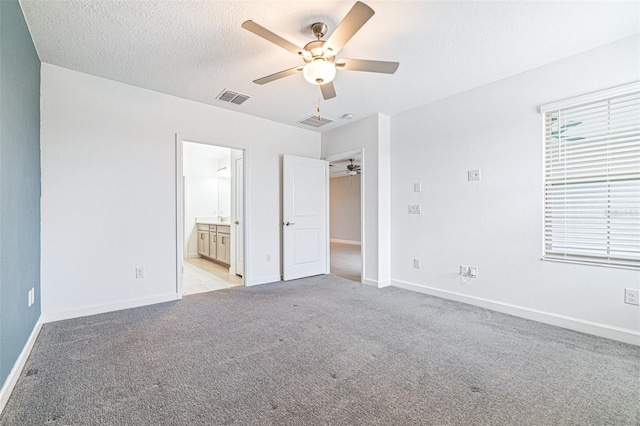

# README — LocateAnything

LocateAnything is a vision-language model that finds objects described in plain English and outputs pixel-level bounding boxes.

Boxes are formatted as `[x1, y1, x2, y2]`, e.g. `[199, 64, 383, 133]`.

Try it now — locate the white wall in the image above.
[390, 35, 640, 344]
[40, 64, 320, 319]
[322, 114, 391, 287]
[330, 174, 361, 243]
[183, 147, 219, 257]
[217, 155, 231, 219]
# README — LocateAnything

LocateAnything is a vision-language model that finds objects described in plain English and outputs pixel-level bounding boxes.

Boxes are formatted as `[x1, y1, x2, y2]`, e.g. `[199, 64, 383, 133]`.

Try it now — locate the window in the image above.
[541, 82, 640, 269]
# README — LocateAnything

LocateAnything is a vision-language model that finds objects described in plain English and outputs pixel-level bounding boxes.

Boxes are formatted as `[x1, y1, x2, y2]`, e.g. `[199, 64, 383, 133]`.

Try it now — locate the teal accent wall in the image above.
[0, 0, 41, 385]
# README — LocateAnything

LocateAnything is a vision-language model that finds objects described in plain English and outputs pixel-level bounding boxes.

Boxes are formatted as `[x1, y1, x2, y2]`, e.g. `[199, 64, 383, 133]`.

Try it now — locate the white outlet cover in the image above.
[136, 267, 145, 279]
[413, 258, 421, 268]
[467, 169, 481, 181]
[625, 288, 639, 305]
[408, 204, 422, 214]
[414, 182, 422, 192]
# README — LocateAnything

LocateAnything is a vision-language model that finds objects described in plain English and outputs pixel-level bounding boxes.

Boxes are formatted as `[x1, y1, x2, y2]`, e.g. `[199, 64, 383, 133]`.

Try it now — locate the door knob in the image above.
[285, 221, 295, 226]
[234, 221, 240, 225]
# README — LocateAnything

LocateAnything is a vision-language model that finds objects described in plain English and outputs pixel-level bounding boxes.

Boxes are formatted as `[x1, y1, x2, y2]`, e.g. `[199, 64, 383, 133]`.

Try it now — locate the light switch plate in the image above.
[414, 182, 422, 192]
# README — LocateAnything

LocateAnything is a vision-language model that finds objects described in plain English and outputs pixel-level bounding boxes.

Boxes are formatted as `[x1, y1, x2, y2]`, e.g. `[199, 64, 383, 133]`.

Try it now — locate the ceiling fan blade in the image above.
[324, 1, 375, 55]
[241, 20, 304, 56]
[253, 66, 302, 85]
[320, 81, 337, 100]
[337, 58, 399, 74]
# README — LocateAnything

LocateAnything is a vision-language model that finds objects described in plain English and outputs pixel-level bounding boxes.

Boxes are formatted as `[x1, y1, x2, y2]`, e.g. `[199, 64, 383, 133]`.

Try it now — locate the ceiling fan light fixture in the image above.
[303, 58, 336, 85]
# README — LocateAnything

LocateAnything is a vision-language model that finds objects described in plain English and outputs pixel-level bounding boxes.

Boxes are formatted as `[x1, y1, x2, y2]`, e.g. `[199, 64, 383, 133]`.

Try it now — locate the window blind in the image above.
[542, 85, 640, 269]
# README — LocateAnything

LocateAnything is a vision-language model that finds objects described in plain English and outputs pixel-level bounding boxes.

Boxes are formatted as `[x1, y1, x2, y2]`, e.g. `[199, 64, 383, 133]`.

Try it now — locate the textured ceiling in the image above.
[20, 1, 640, 132]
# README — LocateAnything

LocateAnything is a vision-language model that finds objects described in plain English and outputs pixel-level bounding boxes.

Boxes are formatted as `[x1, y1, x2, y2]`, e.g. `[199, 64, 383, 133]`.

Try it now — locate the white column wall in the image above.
[322, 113, 392, 287]
[322, 115, 380, 286]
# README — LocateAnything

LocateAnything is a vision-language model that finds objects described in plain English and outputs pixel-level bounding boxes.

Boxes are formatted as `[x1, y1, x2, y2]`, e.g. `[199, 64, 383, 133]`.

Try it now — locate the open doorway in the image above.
[177, 139, 245, 296]
[327, 150, 364, 283]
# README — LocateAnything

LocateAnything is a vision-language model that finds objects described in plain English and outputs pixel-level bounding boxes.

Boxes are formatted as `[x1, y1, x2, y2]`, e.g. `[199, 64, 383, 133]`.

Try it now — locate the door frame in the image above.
[324, 148, 365, 284]
[232, 155, 244, 277]
[175, 134, 249, 297]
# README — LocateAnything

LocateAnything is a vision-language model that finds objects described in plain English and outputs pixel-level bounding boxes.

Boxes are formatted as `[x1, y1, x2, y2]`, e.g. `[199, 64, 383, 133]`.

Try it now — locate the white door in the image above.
[283, 154, 328, 281]
[235, 156, 244, 276]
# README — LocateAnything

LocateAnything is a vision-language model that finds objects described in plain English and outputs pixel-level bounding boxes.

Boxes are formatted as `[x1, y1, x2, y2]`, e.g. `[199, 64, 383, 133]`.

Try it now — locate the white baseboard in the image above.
[363, 278, 378, 287]
[377, 280, 391, 288]
[246, 275, 281, 287]
[185, 253, 199, 259]
[391, 279, 640, 346]
[0, 316, 43, 415]
[330, 239, 361, 245]
[41, 293, 179, 323]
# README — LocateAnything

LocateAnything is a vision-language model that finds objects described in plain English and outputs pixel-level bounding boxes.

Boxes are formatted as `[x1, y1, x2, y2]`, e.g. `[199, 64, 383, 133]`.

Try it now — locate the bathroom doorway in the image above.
[177, 139, 245, 296]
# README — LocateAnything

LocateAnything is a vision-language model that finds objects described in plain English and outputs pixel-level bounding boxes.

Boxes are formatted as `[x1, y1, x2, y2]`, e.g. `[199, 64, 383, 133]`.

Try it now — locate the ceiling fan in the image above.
[332, 159, 361, 176]
[241, 1, 399, 100]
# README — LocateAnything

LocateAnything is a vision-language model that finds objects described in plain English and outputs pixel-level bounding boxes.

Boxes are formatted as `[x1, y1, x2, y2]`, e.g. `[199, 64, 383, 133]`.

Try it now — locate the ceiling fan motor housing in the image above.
[310, 22, 327, 39]
[302, 40, 334, 63]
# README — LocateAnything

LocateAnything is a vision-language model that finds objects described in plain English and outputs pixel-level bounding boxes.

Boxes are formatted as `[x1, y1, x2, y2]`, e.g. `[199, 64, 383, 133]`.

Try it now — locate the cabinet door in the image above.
[198, 231, 210, 256]
[209, 231, 217, 259]
[217, 234, 231, 264]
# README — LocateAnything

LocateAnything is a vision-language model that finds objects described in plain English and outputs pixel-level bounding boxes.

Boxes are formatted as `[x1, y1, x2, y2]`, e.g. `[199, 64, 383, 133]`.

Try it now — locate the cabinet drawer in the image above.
[217, 225, 230, 235]
[197, 224, 210, 231]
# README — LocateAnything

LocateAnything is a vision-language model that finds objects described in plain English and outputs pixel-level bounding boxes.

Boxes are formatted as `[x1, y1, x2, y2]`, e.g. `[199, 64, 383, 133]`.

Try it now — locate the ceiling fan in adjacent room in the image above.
[332, 159, 361, 176]
[241, 1, 399, 100]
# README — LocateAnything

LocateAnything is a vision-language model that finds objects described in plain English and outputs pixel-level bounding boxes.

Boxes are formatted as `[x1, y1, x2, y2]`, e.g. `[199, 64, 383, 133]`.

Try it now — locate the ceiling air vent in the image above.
[217, 89, 250, 105]
[298, 115, 333, 128]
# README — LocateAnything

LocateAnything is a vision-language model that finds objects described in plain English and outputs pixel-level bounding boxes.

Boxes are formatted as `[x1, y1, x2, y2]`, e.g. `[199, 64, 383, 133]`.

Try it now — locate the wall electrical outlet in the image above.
[414, 182, 422, 192]
[266, 253, 271, 262]
[459, 265, 469, 277]
[413, 258, 421, 269]
[625, 288, 639, 305]
[468, 169, 481, 181]
[468, 266, 477, 278]
[135, 267, 145, 279]
[408, 204, 422, 214]
[459, 265, 477, 279]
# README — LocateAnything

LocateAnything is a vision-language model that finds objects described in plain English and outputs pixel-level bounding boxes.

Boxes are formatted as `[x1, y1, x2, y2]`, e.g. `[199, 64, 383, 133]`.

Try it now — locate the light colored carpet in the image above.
[1, 275, 639, 425]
